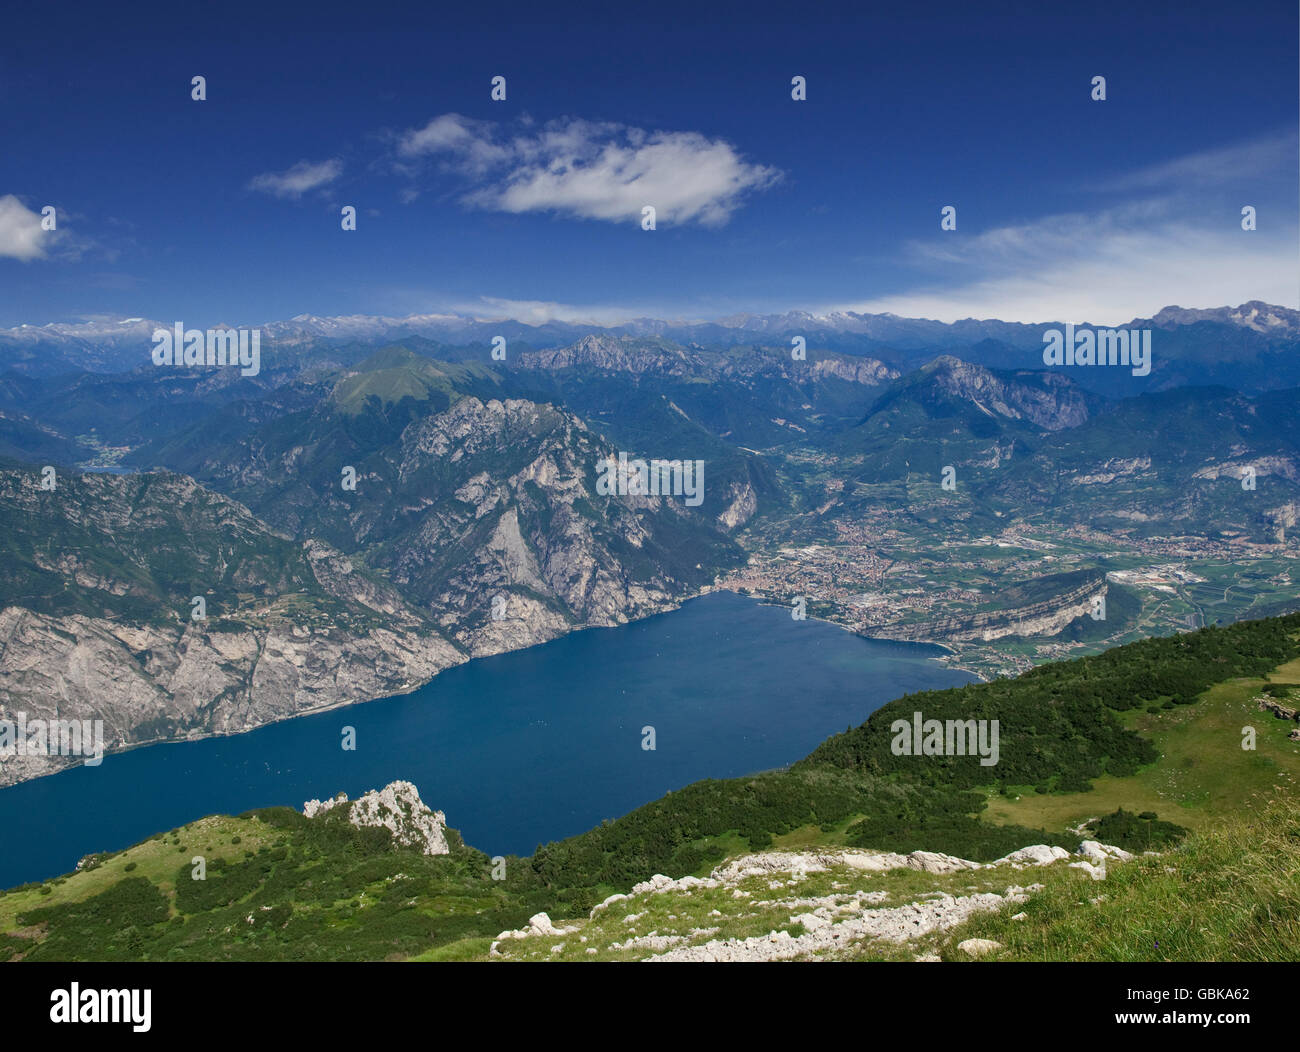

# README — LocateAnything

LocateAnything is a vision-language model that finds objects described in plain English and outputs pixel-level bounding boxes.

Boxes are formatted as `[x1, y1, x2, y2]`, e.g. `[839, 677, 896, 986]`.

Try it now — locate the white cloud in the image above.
[838, 132, 1300, 324]
[1088, 130, 1297, 193]
[397, 114, 780, 227]
[247, 159, 343, 199]
[398, 114, 511, 173]
[454, 295, 643, 326]
[0, 195, 50, 261]
[840, 219, 1297, 324]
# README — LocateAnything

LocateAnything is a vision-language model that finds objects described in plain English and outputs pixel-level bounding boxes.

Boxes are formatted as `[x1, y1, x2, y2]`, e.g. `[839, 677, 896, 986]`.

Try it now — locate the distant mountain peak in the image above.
[1141, 302, 1300, 335]
[898, 354, 1099, 430]
[3, 302, 1296, 386]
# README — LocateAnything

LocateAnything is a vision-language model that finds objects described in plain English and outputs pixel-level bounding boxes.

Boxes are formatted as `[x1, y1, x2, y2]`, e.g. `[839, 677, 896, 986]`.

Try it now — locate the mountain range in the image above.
[2, 304, 1299, 782]
[5, 301, 1299, 394]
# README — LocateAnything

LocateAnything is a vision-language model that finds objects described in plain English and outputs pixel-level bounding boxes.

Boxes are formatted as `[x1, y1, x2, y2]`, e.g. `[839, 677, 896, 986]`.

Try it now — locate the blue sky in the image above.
[1, 0, 1297, 328]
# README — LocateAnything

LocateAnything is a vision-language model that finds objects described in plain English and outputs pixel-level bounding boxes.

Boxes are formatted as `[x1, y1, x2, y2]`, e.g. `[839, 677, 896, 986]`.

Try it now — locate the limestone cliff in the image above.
[868, 577, 1105, 643]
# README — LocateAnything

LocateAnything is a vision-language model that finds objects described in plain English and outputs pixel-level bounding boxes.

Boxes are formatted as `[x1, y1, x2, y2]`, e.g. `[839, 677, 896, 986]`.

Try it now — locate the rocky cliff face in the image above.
[808, 356, 897, 385]
[869, 579, 1105, 643]
[0, 467, 465, 786]
[0, 387, 743, 786]
[518, 334, 895, 387]
[1191, 455, 1300, 483]
[369, 395, 741, 657]
[519, 334, 695, 376]
[0, 604, 458, 787]
[919, 356, 1096, 431]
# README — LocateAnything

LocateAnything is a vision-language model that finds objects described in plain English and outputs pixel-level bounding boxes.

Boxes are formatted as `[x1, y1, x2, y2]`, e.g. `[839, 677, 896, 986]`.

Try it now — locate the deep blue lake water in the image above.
[0, 591, 974, 889]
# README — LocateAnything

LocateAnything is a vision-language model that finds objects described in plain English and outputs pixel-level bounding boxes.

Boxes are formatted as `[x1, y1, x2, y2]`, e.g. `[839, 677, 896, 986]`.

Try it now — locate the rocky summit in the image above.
[304, 781, 450, 856]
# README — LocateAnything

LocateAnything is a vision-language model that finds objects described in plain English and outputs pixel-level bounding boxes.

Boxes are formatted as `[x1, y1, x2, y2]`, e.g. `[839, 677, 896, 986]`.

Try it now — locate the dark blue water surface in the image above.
[0, 591, 974, 889]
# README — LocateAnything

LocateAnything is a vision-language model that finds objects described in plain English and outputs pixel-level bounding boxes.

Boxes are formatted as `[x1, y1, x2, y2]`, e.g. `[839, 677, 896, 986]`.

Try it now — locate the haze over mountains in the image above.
[2, 301, 1299, 784]
[4, 301, 1299, 394]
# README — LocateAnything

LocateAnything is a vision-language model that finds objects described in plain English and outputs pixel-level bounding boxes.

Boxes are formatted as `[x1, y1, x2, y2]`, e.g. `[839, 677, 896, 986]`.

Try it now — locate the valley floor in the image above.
[727, 511, 1299, 681]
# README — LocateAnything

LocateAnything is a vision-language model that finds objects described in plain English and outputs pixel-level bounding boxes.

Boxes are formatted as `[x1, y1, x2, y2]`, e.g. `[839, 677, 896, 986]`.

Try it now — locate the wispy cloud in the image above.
[247, 159, 343, 199]
[844, 231, 1296, 325]
[839, 133, 1299, 324]
[1087, 129, 1297, 194]
[396, 114, 780, 227]
[452, 295, 645, 325]
[398, 114, 512, 173]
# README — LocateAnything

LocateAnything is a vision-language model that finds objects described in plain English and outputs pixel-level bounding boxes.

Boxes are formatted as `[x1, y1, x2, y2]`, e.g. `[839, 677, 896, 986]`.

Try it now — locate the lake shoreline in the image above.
[0, 590, 976, 890]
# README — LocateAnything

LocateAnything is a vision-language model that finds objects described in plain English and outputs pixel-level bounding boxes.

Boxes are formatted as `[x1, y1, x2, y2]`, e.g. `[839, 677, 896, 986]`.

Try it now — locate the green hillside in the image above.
[328, 347, 502, 416]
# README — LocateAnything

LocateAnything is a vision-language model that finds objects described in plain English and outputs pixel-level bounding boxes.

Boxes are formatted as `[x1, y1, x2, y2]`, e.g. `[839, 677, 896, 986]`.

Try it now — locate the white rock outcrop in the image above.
[957, 938, 1003, 958]
[494, 911, 580, 944]
[495, 837, 1144, 963]
[650, 891, 1025, 963]
[1077, 840, 1133, 863]
[994, 845, 1071, 868]
[1067, 840, 1133, 880]
[303, 780, 449, 855]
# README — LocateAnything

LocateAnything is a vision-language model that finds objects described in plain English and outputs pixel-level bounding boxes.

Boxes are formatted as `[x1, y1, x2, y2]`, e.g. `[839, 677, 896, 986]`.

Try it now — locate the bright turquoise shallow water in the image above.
[0, 591, 974, 889]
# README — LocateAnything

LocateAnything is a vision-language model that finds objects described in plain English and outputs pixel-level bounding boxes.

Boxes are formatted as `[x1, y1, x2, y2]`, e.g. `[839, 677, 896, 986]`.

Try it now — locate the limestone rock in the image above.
[528, 912, 559, 936]
[1258, 696, 1299, 722]
[303, 780, 449, 856]
[1077, 840, 1133, 863]
[995, 845, 1070, 868]
[956, 938, 1002, 958]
